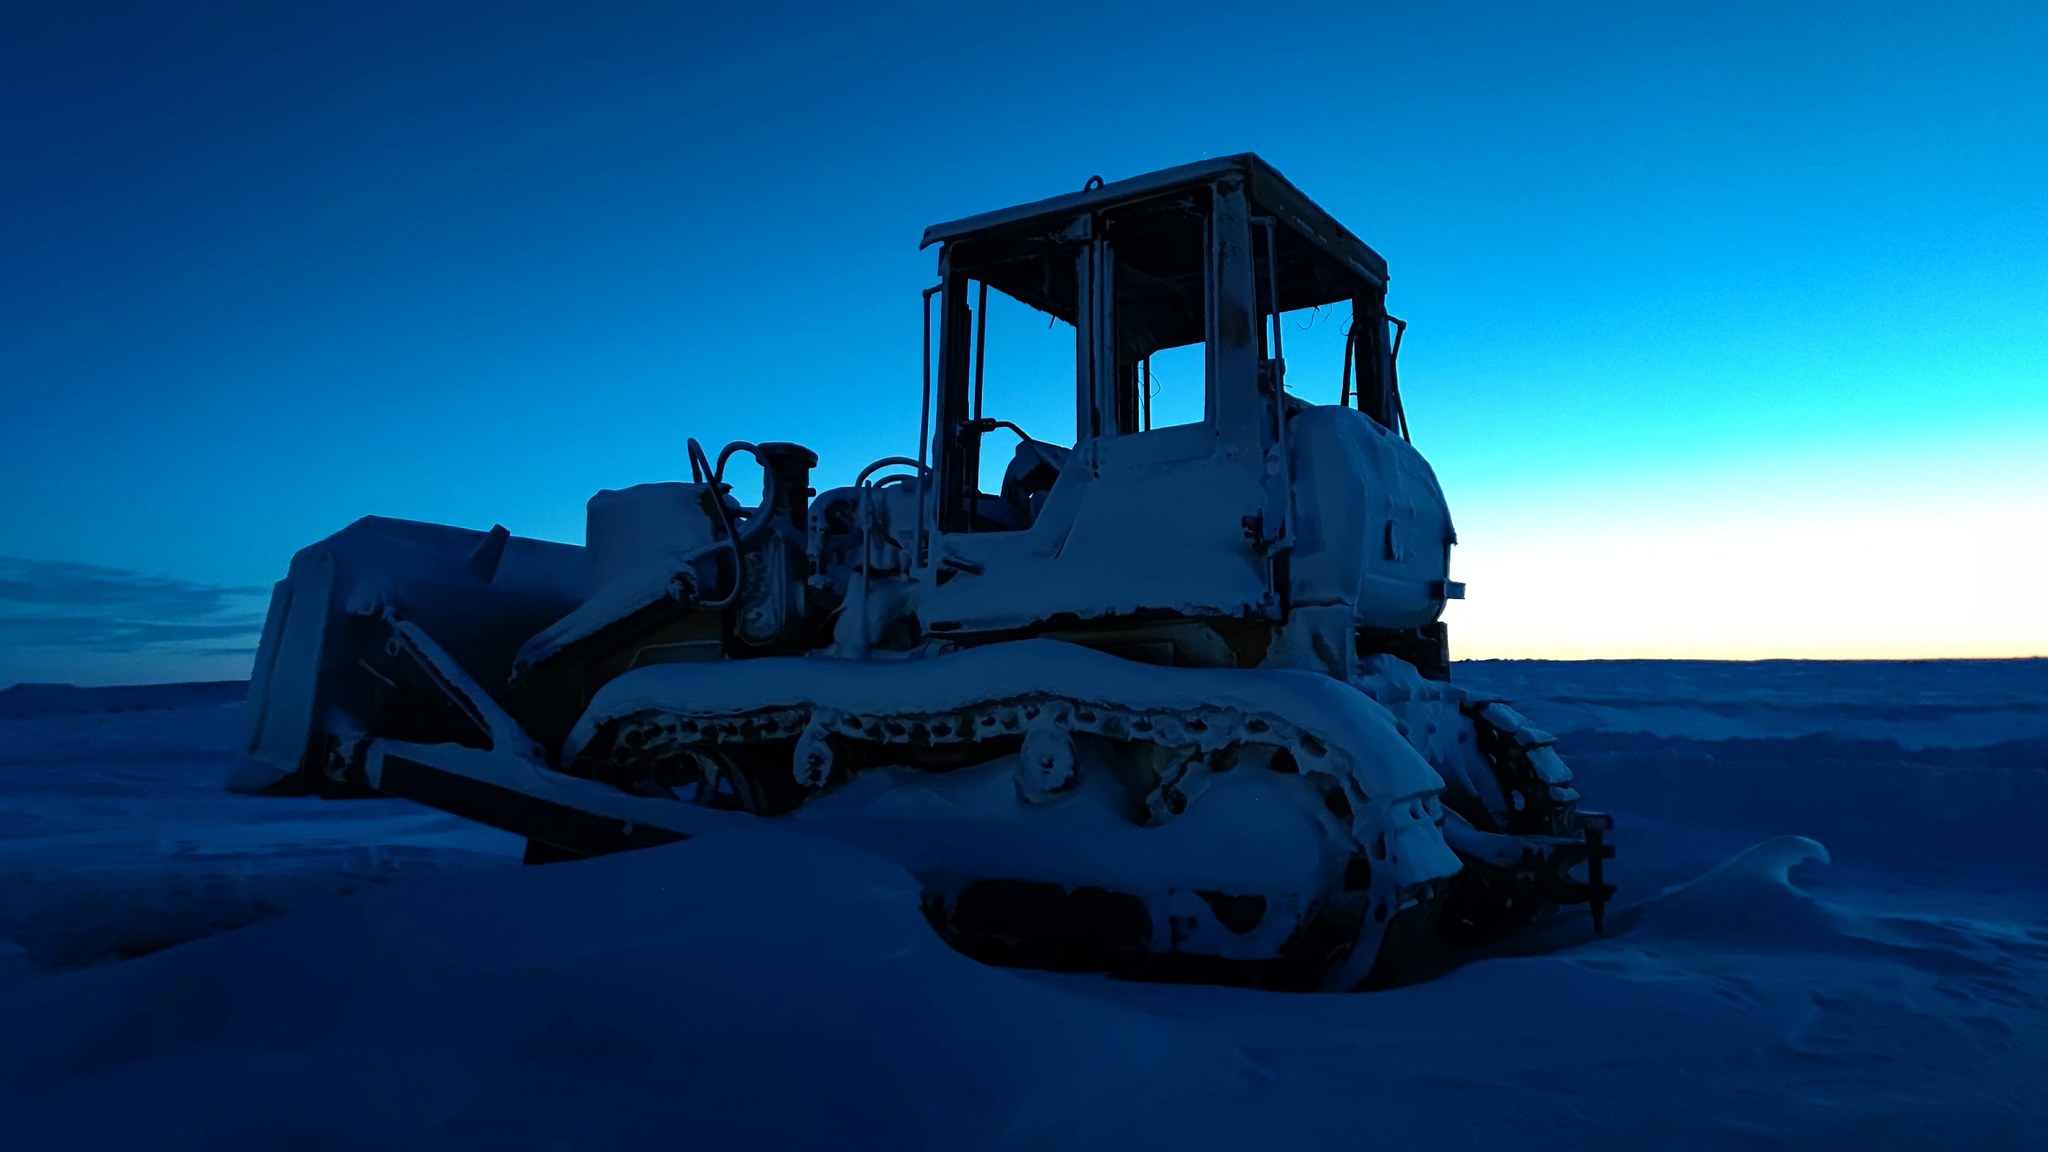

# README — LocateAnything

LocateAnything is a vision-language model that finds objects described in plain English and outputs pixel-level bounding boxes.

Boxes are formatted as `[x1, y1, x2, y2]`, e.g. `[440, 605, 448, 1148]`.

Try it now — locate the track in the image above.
[564, 640, 1464, 987]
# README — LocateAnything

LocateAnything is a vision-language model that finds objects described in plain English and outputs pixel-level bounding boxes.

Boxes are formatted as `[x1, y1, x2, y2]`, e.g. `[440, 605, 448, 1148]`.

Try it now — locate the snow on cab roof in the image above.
[919, 152, 1390, 287]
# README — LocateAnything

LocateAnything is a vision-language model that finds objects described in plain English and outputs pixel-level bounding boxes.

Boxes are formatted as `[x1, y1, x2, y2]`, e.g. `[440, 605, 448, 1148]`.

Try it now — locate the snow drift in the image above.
[0, 660, 2042, 1149]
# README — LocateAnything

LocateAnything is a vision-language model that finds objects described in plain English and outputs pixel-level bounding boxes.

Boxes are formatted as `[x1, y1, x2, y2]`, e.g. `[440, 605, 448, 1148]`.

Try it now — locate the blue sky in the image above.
[2, 0, 2044, 684]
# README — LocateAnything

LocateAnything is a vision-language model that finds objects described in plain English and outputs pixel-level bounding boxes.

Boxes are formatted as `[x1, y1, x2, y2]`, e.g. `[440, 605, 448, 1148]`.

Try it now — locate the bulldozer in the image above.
[235, 154, 1612, 989]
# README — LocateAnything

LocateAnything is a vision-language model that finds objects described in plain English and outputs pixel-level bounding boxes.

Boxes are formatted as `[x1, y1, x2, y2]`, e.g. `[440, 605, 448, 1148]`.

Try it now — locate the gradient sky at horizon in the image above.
[3, 0, 2045, 685]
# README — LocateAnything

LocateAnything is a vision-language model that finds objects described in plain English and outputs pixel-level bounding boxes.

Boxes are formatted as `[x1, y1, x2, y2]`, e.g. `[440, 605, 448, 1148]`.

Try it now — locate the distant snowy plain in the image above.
[0, 660, 2042, 1149]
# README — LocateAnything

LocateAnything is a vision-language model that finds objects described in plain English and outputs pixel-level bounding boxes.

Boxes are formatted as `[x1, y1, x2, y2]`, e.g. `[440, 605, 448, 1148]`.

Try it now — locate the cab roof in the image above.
[919, 153, 1389, 288]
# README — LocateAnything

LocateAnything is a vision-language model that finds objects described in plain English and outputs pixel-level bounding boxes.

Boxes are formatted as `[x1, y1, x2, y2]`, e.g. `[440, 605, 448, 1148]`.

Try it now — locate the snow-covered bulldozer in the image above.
[236, 155, 1611, 989]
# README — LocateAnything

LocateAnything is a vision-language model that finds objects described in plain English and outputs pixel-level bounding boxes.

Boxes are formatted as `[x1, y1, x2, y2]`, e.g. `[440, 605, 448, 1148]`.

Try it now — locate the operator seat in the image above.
[999, 439, 1068, 527]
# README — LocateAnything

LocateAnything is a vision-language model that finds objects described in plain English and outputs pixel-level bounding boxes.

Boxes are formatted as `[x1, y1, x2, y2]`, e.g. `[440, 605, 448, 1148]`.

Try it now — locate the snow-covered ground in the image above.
[0, 660, 2043, 1149]
[0, 682, 520, 980]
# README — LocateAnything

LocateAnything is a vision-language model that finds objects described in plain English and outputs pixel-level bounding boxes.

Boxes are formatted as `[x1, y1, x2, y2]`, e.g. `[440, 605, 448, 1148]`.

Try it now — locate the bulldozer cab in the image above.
[914, 154, 1404, 637]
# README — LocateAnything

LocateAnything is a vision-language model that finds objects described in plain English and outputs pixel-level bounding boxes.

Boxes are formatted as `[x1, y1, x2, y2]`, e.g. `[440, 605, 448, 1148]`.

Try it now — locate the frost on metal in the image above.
[234, 154, 1613, 988]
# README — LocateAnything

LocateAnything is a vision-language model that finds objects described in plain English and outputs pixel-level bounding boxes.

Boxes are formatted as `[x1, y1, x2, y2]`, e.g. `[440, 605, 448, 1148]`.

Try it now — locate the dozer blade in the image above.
[234, 516, 584, 795]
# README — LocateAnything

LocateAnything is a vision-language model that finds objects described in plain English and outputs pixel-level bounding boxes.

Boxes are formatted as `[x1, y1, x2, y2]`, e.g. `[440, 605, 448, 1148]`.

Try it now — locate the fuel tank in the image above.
[1285, 404, 1457, 632]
